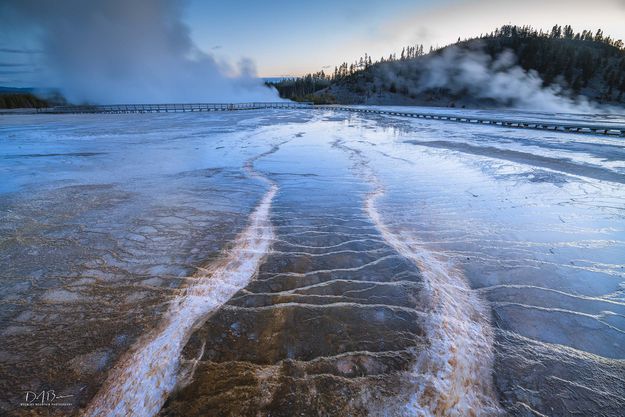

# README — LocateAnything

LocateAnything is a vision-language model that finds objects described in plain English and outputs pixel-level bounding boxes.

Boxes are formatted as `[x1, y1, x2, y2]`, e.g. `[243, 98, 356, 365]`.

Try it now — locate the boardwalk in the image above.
[323, 105, 625, 137]
[15, 101, 625, 137]
[35, 102, 312, 114]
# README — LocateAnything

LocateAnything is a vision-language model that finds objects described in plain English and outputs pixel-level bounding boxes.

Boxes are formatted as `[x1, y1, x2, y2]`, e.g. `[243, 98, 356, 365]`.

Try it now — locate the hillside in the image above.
[0, 88, 67, 109]
[269, 25, 625, 109]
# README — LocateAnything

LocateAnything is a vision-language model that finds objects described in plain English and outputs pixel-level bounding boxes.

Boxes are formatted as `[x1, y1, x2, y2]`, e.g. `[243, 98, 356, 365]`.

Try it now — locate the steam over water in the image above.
[1, 108, 624, 416]
[2, 0, 278, 103]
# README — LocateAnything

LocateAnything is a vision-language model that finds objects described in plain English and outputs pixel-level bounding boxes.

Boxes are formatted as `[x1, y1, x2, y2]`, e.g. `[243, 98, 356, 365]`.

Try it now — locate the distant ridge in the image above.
[0, 86, 34, 93]
[269, 25, 625, 109]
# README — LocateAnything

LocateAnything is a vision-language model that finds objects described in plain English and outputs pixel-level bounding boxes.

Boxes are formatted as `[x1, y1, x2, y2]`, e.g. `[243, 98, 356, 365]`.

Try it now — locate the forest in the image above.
[268, 25, 625, 106]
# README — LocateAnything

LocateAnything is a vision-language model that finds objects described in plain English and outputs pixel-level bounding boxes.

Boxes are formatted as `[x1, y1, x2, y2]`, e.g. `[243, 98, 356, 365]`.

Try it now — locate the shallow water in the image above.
[0, 108, 623, 416]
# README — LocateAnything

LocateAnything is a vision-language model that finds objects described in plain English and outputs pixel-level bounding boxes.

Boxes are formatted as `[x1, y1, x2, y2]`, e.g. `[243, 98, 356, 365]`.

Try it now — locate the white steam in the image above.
[3, 0, 279, 104]
[377, 46, 596, 112]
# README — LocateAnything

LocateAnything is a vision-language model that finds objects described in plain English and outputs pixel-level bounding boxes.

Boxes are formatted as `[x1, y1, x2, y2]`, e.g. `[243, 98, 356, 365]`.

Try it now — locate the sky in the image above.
[1, 0, 625, 88]
[185, 0, 625, 77]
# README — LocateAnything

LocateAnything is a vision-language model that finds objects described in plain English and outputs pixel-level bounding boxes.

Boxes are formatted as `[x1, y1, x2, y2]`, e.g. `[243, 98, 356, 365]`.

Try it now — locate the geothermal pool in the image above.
[0, 108, 624, 416]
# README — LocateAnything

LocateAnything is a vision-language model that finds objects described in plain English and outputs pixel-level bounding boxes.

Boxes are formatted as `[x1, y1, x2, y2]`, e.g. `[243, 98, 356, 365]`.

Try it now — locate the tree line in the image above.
[269, 24, 625, 104]
[266, 44, 429, 102]
[478, 25, 625, 98]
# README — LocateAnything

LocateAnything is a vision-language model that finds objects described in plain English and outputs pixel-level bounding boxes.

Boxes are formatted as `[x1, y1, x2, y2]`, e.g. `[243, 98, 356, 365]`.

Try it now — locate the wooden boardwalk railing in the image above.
[36, 102, 313, 114]
[320, 105, 625, 137]
[28, 101, 625, 137]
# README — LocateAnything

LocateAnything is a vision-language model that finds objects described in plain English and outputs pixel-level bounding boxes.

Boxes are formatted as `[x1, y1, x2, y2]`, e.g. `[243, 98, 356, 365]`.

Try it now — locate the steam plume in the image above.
[2, 0, 279, 104]
[376, 45, 596, 112]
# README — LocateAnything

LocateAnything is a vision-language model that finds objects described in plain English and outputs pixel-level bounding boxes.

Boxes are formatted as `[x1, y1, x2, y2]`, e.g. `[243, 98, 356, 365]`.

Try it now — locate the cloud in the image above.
[0, 69, 36, 75]
[0, 48, 42, 54]
[1, 0, 279, 103]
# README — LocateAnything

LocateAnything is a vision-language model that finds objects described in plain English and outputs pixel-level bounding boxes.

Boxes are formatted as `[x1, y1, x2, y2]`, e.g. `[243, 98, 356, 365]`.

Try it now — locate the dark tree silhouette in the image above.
[270, 24, 625, 105]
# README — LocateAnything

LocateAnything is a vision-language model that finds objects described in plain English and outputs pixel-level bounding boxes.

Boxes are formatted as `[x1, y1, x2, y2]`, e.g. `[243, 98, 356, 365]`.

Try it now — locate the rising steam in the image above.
[2, 0, 279, 104]
[375, 45, 596, 112]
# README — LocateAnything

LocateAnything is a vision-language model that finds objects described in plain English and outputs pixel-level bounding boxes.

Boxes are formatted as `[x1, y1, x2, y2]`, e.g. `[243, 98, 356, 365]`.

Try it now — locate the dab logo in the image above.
[20, 390, 73, 407]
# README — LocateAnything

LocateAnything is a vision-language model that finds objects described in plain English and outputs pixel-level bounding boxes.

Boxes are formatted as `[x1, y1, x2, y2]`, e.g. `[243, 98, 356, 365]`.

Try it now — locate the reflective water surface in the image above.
[0, 108, 623, 416]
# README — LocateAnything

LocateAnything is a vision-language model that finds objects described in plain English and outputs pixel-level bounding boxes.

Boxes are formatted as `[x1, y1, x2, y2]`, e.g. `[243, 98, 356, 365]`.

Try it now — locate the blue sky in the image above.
[2, 0, 625, 87]
[184, 0, 455, 76]
[185, 0, 625, 77]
